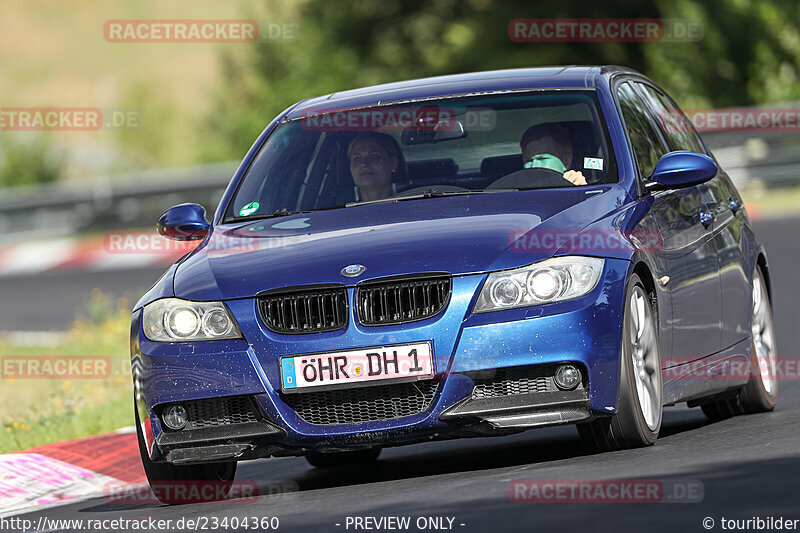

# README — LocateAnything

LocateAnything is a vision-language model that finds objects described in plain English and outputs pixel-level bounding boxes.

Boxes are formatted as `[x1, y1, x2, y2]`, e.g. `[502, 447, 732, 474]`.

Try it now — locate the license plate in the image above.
[280, 342, 434, 392]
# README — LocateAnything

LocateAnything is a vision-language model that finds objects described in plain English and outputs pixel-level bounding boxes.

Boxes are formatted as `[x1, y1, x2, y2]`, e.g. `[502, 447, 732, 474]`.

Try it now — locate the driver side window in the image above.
[616, 82, 669, 179]
[635, 83, 704, 154]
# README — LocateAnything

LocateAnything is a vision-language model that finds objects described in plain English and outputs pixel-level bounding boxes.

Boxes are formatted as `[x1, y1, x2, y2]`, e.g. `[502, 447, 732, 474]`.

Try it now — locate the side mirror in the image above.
[157, 203, 210, 241]
[643, 151, 717, 192]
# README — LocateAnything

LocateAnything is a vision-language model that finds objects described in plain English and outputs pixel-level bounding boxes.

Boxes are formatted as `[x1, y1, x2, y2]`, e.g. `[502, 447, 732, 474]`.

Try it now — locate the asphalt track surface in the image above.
[0, 267, 167, 332]
[11, 215, 800, 532]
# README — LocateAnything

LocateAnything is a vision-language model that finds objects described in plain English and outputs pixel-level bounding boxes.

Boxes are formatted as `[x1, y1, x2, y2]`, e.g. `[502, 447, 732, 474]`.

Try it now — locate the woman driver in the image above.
[347, 132, 403, 202]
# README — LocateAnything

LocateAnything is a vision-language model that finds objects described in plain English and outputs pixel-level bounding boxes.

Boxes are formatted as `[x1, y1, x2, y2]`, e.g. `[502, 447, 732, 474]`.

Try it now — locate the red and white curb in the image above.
[0, 428, 145, 517]
[0, 234, 191, 278]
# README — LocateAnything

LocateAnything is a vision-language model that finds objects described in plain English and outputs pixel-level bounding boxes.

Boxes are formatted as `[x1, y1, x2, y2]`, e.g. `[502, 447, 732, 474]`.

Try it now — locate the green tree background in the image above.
[2, 0, 798, 186]
[202, 0, 800, 160]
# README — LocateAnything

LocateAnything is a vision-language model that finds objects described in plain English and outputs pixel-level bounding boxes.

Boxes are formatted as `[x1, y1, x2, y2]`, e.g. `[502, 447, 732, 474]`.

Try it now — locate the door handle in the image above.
[697, 210, 715, 228]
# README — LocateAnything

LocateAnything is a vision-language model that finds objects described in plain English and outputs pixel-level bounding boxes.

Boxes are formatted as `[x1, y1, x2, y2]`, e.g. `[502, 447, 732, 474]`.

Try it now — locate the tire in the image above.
[700, 266, 778, 420]
[134, 403, 237, 505]
[578, 273, 663, 451]
[700, 397, 742, 421]
[305, 448, 381, 468]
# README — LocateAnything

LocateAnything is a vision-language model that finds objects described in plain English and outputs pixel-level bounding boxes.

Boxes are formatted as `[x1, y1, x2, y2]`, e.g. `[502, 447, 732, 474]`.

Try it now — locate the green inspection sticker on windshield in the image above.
[239, 202, 260, 216]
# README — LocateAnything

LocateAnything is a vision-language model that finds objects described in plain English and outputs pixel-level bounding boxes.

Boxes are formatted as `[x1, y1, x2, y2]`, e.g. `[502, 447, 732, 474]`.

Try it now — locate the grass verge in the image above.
[0, 290, 133, 454]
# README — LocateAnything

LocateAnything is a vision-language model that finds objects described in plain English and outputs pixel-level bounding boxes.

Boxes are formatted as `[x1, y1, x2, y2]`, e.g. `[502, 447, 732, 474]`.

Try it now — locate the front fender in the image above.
[133, 262, 179, 311]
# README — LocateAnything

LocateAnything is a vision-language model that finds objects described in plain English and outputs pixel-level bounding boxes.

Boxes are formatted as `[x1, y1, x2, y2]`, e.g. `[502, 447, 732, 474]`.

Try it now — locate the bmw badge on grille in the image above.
[341, 264, 366, 277]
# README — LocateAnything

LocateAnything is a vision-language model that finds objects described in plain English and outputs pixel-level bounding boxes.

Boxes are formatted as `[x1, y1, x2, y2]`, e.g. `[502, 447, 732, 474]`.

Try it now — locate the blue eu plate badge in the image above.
[281, 358, 297, 390]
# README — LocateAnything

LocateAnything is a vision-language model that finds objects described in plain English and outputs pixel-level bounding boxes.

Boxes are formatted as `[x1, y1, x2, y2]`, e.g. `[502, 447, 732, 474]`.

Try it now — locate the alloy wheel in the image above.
[629, 286, 662, 431]
[751, 270, 777, 397]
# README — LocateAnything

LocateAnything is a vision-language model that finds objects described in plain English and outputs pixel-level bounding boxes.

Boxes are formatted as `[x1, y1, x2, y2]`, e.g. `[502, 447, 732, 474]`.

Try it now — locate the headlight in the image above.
[142, 298, 241, 342]
[474, 256, 604, 313]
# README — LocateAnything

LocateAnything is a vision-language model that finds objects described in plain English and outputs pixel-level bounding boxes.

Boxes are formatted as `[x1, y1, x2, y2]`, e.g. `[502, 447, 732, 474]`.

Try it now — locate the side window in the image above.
[636, 83, 704, 154]
[616, 82, 669, 178]
[719, 173, 741, 202]
[662, 91, 708, 155]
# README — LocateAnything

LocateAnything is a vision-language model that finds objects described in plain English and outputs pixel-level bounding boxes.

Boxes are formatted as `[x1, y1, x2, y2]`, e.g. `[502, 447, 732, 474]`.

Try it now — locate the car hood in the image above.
[173, 186, 628, 300]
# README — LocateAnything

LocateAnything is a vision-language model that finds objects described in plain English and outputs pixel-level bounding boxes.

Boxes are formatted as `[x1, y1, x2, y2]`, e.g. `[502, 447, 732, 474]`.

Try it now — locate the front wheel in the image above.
[578, 273, 663, 451]
[134, 403, 237, 505]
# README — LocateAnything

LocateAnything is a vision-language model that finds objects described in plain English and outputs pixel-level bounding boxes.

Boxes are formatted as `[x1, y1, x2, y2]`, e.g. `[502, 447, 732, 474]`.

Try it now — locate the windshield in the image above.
[224, 91, 617, 221]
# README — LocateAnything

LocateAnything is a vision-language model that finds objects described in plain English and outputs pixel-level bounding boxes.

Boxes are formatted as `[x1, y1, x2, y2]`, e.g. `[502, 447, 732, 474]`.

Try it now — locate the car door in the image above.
[616, 81, 722, 361]
[636, 83, 750, 352]
[642, 86, 751, 350]
[698, 173, 750, 347]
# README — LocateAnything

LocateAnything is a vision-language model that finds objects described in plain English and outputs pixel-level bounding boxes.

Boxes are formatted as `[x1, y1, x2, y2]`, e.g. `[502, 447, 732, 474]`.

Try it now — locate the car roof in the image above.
[285, 65, 641, 119]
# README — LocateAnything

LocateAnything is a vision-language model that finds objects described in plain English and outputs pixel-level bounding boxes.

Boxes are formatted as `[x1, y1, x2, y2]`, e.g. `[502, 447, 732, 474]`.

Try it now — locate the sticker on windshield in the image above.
[584, 157, 604, 171]
[239, 202, 260, 217]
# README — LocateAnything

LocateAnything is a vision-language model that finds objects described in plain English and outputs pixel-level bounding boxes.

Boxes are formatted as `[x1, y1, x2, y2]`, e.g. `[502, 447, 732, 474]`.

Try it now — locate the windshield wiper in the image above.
[228, 189, 522, 221]
[345, 188, 518, 207]
[228, 208, 304, 222]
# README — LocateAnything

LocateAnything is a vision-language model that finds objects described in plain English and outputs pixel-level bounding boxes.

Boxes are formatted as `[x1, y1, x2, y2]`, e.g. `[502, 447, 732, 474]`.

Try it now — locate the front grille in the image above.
[469, 366, 558, 399]
[357, 275, 451, 326]
[258, 285, 347, 334]
[283, 380, 439, 425]
[179, 396, 259, 430]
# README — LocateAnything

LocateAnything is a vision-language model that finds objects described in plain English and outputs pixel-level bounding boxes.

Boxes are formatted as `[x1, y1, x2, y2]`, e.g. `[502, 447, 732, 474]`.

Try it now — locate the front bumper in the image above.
[132, 258, 629, 463]
[440, 389, 591, 429]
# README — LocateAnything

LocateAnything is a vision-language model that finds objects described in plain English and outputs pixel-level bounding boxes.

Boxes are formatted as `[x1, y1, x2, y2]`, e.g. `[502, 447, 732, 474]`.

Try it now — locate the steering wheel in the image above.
[486, 167, 574, 190]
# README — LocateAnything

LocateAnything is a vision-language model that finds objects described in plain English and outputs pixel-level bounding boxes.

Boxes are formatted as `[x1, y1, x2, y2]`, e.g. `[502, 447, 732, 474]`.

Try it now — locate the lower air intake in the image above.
[283, 380, 439, 425]
[180, 396, 259, 430]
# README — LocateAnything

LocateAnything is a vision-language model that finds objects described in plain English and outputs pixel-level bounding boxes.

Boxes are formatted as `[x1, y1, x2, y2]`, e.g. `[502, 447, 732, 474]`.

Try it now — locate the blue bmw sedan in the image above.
[131, 66, 778, 503]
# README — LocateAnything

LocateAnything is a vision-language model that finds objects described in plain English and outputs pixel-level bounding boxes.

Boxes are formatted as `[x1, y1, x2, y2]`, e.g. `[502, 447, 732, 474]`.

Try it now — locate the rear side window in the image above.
[635, 83, 705, 154]
[616, 82, 669, 178]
